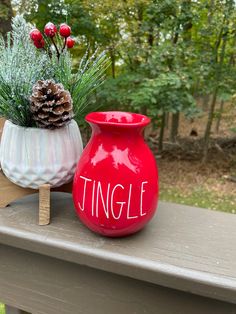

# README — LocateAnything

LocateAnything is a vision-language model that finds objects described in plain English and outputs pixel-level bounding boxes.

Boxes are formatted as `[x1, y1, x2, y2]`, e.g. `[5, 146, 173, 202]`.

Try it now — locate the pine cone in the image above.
[30, 80, 74, 129]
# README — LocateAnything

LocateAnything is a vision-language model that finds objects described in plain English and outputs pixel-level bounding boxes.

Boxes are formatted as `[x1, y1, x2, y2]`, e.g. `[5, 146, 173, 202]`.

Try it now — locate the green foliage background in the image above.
[2, 0, 236, 146]
[0, 2, 235, 312]
[0, 304, 4, 314]
[14, 1, 236, 134]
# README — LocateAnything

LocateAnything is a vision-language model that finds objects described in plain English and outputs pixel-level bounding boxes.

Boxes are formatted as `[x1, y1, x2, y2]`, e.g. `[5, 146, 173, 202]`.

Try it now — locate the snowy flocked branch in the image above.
[0, 15, 110, 127]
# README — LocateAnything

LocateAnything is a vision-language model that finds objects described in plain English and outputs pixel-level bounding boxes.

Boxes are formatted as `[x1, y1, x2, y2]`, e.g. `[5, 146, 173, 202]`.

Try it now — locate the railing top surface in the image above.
[0, 193, 235, 303]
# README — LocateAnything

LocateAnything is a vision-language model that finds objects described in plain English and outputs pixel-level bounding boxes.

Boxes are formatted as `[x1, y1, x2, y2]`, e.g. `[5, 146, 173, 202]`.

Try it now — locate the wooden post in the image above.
[39, 184, 51, 226]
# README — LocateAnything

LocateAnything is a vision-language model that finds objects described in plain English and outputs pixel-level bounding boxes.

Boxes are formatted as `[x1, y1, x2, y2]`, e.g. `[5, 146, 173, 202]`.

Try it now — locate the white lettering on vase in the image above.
[77, 176, 148, 220]
[78, 176, 92, 211]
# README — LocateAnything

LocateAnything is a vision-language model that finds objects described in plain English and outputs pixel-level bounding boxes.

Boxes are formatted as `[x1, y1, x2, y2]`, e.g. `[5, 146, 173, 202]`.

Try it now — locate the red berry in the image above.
[33, 38, 45, 49]
[44, 22, 57, 37]
[30, 29, 43, 41]
[66, 37, 75, 48]
[59, 23, 71, 37]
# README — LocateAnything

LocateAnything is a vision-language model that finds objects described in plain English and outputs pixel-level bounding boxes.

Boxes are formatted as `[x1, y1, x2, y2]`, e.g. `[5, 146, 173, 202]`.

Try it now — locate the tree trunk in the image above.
[158, 113, 165, 153]
[136, 4, 144, 46]
[202, 87, 218, 162]
[165, 112, 169, 129]
[228, 31, 236, 67]
[193, 78, 200, 98]
[202, 13, 229, 162]
[109, 48, 116, 78]
[208, 0, 215, 24]
[202, 94, 210, 111]
[168, 0, 191, 143]
[0, 0, 13, 36]
[182, 0, 193, 42]
[141, 105, 147, 115]
[148, 26, 154, 47]
[169, 112, 180, 143]
[215, 100, 224, 133]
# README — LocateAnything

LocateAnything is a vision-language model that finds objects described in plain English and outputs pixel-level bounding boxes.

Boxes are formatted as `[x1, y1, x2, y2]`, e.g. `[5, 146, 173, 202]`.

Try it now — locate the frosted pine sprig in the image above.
[0, 16, 49, 126]
[0, 16, 110, 127]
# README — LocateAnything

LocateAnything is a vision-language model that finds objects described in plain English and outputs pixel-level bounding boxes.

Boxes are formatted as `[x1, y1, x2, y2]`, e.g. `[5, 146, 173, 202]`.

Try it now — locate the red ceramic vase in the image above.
[73, 111, 159, 237]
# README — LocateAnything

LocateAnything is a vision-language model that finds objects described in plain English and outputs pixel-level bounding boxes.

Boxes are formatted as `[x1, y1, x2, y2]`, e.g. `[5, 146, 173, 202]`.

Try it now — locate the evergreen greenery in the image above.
[0, 15, 48, 126]
[52, 48, 110, 121]
[0, 15, 109, 127]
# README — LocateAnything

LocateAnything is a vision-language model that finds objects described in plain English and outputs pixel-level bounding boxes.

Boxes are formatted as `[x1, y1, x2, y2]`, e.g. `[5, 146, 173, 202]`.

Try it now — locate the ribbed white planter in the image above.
[0, 120, 83, 189]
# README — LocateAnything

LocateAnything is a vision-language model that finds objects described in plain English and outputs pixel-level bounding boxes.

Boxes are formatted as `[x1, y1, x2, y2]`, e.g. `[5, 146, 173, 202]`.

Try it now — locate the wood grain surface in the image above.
[0, 193, 235, 306]
[0, 171, 38, 208]
[39, 184, 51, 225]
[0, 243, 235, 314]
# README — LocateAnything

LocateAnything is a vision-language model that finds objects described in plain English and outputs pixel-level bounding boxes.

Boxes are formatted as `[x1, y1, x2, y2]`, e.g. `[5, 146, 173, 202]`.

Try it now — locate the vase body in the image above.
[0, 120, 83, 189]
[73, 111, 158, 237]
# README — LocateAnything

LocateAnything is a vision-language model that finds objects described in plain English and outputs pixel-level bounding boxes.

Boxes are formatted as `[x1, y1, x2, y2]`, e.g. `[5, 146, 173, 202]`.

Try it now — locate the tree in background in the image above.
[95, 0, 197, 150]
[0, 0, 13, 35]
[5, 0, 236, 159]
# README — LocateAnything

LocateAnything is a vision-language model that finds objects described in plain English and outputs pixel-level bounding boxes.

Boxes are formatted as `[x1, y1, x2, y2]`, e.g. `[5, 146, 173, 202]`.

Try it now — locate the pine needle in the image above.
[0, 16, 110, 127]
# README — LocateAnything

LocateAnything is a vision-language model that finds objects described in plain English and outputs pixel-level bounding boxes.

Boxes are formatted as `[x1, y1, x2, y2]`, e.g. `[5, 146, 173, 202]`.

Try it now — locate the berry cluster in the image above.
[30, 22, 75, 58]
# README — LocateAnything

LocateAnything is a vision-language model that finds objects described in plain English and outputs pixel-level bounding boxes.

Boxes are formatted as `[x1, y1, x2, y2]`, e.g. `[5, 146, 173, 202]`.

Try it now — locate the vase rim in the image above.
[86, 111, 150, 127]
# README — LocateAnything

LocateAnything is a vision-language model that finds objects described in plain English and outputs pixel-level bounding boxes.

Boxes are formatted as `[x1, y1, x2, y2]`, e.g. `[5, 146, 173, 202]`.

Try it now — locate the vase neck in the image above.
[86, 111, 150, 138]
[90, 123, 145, 137]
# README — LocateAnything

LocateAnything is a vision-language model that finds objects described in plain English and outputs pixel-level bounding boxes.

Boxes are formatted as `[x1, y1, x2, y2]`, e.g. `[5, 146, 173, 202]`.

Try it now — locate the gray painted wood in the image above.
[0, 244, 235, 314]
[5, 305, 30, 314]
[0, 193, 235, 311]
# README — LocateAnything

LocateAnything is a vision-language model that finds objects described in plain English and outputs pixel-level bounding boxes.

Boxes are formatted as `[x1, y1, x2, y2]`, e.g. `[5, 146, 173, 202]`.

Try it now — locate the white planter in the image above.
[0, 120, 83, 189]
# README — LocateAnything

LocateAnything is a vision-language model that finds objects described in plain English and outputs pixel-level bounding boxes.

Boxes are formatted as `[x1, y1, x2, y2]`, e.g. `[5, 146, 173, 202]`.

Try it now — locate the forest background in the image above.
[1, 0, 236, 213]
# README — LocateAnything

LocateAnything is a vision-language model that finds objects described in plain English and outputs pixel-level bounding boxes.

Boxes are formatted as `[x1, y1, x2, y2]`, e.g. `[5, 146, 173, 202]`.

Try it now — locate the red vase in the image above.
[73, 111, 158, 237]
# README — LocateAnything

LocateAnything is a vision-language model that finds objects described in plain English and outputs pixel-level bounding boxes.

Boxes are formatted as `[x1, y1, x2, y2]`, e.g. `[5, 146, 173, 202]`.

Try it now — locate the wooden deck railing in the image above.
[0, 193, 235, 314]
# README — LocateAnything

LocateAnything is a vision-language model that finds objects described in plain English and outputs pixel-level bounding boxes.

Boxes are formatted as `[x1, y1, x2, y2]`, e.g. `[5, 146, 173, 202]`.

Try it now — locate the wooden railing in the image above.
[0, 118, 235, 313]
[0, 193, 235, 314]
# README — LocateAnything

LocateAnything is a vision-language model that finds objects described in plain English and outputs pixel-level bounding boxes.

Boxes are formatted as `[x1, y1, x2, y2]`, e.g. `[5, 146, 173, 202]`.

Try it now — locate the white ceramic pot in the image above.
[0, 120, 83, 189]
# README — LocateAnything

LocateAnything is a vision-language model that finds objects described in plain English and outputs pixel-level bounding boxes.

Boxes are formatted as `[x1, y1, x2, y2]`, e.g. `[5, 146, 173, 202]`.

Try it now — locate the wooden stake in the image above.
[39, 184, 51, 226]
